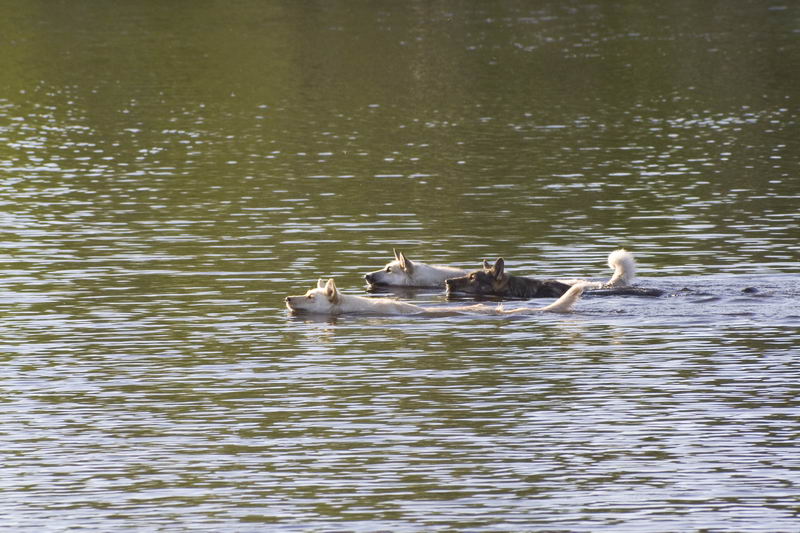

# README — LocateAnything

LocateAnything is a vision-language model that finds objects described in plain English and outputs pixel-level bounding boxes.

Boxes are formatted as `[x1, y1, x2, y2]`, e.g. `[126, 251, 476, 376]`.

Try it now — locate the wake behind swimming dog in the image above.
[285, 278, 587, 316]
[364, 249, 466, 288]
[446, 249, 639, 298]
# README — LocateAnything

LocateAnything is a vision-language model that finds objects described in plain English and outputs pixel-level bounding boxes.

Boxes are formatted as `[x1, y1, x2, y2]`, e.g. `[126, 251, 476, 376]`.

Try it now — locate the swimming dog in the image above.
[445, 249, 637, 299]
[364, 249, 466, 288]
[285, 278, 587, 315]
[446, 258, 571, 298]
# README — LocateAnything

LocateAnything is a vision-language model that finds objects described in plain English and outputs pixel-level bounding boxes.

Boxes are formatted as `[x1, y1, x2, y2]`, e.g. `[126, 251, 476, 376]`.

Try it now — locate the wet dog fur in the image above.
[446, 249, 637, 299]
[364, 249, 466, 288]
[446, 258, 571, 299]
[286, 278, 587, 316]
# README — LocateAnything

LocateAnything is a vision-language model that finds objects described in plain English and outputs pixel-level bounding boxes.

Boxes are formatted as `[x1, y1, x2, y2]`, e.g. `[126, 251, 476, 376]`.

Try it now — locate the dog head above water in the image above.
[364, 248, 416, 286]
[285, 278, 341, 313]
[445, 257, 508, 296]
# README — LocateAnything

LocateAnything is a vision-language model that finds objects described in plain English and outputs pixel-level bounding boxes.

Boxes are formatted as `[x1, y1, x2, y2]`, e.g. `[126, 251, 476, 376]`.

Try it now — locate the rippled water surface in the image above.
[2, 1, 799, 531]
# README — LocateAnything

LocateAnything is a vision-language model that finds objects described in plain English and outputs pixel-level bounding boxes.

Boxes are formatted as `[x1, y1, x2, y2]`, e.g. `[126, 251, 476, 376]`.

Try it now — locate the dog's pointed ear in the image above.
[397, 251, 414, 274]
[493, 258, 505, 279]
[324, 278, 340, 304]
[482, 259, 492, 270]
[393, 248, 401, 261]
[317, 278, 326, 289]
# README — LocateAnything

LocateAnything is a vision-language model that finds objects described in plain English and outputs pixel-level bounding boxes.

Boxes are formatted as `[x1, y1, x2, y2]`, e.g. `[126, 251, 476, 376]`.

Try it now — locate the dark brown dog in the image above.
[445, 258, 571, 299]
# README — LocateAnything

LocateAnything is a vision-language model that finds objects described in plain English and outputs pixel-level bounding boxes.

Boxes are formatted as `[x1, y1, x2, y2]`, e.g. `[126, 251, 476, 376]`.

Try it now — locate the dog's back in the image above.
[504, 275, 571, 298]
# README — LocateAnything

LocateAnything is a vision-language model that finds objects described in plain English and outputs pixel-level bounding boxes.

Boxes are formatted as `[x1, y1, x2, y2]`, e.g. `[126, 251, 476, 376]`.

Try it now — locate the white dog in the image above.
[364, 249, 466, 288]
[285, 278, 587, 316]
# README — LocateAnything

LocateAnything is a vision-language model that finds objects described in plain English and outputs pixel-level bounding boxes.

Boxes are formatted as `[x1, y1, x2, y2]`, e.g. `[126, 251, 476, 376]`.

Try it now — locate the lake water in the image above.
[2, 1, 799, 530]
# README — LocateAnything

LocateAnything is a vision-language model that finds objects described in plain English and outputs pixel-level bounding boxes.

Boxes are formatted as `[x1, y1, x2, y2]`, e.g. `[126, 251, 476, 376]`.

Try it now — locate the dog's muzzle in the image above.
[364, 274, 376, 285]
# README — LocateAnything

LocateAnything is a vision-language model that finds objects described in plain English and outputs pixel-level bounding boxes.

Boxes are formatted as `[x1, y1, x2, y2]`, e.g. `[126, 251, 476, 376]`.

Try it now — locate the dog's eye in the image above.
[306, 294, 314, 299]
[385, 267, 392, 273]
[469, 273, 476, 280]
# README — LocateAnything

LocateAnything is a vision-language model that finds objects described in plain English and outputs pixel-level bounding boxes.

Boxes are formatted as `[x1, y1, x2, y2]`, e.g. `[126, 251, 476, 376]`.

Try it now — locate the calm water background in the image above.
[2, 1, 799, 531]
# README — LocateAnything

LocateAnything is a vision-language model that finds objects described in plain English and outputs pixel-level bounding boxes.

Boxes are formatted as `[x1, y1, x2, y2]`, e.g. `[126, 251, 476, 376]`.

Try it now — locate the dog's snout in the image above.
[364, 273, 374, 284]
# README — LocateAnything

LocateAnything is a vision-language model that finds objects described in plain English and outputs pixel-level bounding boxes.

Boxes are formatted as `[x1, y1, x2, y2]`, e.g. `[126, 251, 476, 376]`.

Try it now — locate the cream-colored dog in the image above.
[364, 249, 466, 288]
[285, 278, 587, 316]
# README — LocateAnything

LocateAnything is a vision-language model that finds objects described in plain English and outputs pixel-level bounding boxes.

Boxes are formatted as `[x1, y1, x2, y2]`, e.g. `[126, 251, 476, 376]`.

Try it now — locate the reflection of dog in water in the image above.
[285, 278, 587, 316]
[446, 249, 638, 299]
[364, 249, 466, 288]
